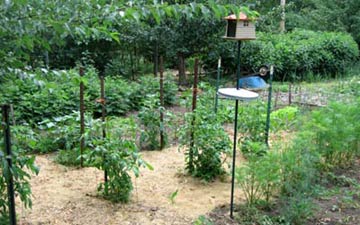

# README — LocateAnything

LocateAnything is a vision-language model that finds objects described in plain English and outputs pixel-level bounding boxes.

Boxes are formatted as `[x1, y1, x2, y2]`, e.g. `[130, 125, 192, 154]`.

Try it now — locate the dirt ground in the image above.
[17, 146, 246, 225]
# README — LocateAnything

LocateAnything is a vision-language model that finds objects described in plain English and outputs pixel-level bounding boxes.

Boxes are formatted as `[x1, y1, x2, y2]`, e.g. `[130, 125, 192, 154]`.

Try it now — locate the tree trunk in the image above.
[178, 53, 187, 86]
[153, 42, 159, 77]
[280, 0, 286, 33]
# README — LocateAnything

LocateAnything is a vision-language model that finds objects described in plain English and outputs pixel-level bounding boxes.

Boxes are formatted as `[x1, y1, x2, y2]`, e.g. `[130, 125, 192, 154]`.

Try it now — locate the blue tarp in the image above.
[239, 76, 267, 90]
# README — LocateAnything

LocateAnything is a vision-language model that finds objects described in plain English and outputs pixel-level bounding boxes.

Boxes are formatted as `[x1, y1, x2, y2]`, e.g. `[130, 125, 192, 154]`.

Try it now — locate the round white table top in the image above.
[218, 88, 259, 101]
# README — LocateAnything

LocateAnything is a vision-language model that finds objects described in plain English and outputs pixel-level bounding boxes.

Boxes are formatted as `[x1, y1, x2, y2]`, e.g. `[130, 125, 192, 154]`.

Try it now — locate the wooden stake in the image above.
[189, 58, 199, 173]
[288, 83, 292, 105]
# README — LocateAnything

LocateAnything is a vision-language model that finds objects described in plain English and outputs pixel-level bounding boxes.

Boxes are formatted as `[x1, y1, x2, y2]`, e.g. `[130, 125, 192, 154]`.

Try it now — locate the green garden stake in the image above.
[215, 57, 221, 113]
[265, 66, 274, 146]
[100, 76, 108, 184]
[79, 66, 85, 168]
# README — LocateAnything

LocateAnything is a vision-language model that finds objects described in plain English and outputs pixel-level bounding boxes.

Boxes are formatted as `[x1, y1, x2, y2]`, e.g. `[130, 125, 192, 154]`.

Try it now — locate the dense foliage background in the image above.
[1, 0, 358, 81]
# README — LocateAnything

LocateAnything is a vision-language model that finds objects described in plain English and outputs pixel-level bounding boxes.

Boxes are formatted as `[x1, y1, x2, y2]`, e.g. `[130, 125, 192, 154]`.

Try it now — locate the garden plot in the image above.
[17, 146, 245, 225]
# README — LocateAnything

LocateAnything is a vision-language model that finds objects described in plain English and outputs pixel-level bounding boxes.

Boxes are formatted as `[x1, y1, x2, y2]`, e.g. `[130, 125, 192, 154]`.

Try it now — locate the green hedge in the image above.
[250, 30, 359, 79]
[206, 30, 359, 81]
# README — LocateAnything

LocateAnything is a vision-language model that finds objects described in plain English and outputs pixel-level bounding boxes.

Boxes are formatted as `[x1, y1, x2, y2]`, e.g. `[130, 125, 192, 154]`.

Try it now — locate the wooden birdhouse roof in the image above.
[224, 12, 250, 21]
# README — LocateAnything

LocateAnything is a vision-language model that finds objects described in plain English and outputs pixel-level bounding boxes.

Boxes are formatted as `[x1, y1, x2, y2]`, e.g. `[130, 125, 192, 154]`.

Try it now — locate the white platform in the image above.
[218, 88, 259, 101]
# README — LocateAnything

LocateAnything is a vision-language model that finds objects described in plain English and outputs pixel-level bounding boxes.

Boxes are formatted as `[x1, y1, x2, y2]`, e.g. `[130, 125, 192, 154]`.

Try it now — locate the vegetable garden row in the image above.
[1, 62, 360, 224]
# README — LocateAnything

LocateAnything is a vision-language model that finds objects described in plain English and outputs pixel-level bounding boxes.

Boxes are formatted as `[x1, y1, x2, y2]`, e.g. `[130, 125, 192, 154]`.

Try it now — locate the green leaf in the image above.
[151, 7, 161, 25]
[144, 161, 154, 171]
[169, 189, 178, 204]
[110, 32, 120, 43]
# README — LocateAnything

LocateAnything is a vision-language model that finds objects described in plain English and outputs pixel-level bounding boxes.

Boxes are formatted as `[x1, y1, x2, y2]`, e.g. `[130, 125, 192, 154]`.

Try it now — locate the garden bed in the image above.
[17, 147, 246, 225]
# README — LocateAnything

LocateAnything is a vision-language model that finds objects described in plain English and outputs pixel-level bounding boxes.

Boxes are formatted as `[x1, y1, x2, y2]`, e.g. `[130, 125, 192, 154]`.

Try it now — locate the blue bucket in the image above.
[239, 76, 267, 90]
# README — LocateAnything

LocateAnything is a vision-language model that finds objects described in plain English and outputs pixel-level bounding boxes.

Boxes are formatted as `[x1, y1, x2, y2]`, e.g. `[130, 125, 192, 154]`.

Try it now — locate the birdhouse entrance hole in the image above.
[227, 20, 237, 37]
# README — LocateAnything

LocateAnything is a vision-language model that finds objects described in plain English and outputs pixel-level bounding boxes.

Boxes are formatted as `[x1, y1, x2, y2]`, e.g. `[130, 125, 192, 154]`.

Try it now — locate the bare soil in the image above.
[17, 147, 246, 225]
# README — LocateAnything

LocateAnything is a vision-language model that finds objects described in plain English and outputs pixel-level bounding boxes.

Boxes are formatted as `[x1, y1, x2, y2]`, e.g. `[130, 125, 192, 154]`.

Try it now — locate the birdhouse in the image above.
[224, 12, 256, 40]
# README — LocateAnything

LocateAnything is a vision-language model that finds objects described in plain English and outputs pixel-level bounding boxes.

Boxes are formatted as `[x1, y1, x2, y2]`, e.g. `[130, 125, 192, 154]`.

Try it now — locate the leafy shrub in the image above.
[279, 132, 319, 196]
[306, 100, 360, 169]
[138, 94, 173, 150]
[137, 75, 178, 106]
[10, 125, 39, 153]
[204, 30, 359, 81]
[240, 140, 268, 158]
[0, 68, 93, 124]
[85, 117, 150, 203]
[234, 96, 360, 224]
[0, 126, 39, 223]
[0, 68, 178, 125]
[237, 101, 267, 157]
[257, 30, 358, 80]
[236, 151, 281, 206]
[94, 77, 140, 116]
[270, 106, 298, 131]
[179, 104, 231, 181]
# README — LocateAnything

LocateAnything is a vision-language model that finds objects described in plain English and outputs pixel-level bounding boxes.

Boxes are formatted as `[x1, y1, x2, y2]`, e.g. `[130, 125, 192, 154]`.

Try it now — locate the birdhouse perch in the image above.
[224, 12, 256, 40]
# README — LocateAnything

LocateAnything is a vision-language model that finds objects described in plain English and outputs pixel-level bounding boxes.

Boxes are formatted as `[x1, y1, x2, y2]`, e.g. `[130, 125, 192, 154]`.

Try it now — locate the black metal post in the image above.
[230, 41, 242, 219]
[2, 105, 17, 225]
[236, 42, 241, 90]
[230, 99, 239, 219]
[79, 67, 85, 168]
[100, 76, 108, 183]
[265, 66, 274, 146]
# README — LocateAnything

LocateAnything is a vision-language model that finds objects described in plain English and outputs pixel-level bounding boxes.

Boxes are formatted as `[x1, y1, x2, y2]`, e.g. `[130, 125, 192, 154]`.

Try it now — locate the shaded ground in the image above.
[308, 159, 360, 225]
[17, 147, 246, 225]
[202, 160, 360, 225]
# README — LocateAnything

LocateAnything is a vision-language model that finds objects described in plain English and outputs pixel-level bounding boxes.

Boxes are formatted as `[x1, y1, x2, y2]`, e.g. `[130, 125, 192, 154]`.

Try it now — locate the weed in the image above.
[193, 215, 213, 225]
[168, 189, 179, 204]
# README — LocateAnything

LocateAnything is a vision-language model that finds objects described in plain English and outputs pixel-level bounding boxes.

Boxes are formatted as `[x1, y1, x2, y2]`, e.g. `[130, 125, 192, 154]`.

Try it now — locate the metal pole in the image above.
[2, 105, 17, 225]
[159, 56, 165, 150]
[236, 41, 241, 90]
[230, 100, 239, 219]
[79, 67, 85, 168]
[100, 76, 108, 183]
[265, 66, 274, 146]
[189, 58, 199, 174]
[215, 58, 221, 113]
[230, 41, 242, 219]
